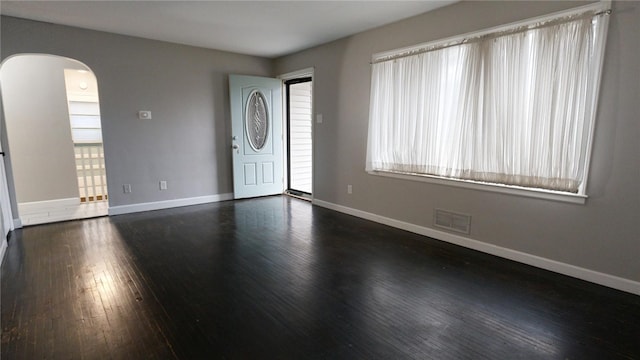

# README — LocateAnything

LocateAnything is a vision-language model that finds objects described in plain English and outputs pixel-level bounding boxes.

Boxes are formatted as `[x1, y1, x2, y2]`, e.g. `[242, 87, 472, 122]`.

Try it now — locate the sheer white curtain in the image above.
[367, 10, 608, 194]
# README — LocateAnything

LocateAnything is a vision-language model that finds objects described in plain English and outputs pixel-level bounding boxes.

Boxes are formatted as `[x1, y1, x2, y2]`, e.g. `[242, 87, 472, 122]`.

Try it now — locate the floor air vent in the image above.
[434, 209, 471, 234]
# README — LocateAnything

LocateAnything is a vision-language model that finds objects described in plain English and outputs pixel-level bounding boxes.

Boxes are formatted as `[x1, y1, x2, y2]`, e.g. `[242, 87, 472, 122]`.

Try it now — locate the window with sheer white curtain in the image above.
[367, 4, 610, 196]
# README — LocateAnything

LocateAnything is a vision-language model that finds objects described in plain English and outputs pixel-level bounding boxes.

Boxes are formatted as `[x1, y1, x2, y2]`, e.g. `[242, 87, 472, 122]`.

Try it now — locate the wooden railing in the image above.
[74, 144, 108, 203]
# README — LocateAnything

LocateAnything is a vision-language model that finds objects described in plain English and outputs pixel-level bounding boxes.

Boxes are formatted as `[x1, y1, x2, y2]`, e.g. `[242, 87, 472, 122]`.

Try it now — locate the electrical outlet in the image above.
[159, 180, 167, 190]
[123, 184, 132, 193]
[347, 184, 353, 194]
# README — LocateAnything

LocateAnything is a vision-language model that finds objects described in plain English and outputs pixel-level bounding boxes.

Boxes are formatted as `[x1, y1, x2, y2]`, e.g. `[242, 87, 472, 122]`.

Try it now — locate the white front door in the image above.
[229, 75, 283, 199]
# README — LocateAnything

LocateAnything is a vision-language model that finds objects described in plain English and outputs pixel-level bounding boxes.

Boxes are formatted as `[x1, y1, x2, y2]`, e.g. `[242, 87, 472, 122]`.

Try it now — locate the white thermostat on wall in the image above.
[138, 110, 152, 119]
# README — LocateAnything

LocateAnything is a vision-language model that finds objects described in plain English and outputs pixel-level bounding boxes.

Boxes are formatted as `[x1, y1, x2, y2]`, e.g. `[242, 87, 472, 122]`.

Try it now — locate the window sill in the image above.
[367, 170, 587, 205]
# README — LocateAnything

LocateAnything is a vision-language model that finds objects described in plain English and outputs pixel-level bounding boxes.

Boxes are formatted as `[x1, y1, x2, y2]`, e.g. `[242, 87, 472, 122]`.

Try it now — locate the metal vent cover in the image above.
[434, 209, 471, 234]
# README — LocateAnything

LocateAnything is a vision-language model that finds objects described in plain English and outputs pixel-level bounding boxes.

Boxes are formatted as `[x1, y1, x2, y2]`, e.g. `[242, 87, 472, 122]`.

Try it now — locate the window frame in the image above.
[367, 1, 611, 205]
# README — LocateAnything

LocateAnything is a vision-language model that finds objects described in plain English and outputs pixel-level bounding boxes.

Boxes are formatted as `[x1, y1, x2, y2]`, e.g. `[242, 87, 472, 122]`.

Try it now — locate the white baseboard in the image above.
[13, 218, 22, 229]
[18, 198, 109, 226]
[312, 199, 640, 296]
[19, 197, 79, 212]
[108, 193, 234, 216]
[0, 238, 7, 265]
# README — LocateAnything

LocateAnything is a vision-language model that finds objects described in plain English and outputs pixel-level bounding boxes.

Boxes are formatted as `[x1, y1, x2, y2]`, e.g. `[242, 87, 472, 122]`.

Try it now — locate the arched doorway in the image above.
[0, 54, 109, 226]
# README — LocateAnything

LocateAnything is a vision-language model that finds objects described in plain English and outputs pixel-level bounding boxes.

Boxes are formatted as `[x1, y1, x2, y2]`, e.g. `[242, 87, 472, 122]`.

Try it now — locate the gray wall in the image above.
[1, 16, 272, 208]
[274, 1, 640, 282]
[1, 2, 638, 285]
[0, 55, 83, 203]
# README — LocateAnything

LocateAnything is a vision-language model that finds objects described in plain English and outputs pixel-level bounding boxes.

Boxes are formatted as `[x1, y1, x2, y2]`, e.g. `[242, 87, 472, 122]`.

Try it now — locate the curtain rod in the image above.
[371, 9, 611, 65]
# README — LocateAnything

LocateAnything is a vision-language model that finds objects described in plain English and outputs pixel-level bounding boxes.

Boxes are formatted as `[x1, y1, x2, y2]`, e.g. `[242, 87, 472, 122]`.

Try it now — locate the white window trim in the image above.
[368, 170, 587, 204]
[368, 1, 610, 205]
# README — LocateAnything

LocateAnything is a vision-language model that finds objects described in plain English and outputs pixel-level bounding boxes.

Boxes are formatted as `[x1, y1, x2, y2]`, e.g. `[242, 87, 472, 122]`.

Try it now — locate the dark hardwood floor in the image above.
[1, 196, 639, 359]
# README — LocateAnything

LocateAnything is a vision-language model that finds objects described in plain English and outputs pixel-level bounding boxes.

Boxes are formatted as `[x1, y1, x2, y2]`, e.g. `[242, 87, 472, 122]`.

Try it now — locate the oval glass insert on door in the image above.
[245, 90, 269, 151]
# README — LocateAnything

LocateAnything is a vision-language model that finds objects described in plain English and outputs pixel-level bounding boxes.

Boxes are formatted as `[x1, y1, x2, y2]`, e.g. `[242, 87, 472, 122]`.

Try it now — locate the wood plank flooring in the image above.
[2, 196, 639, 359]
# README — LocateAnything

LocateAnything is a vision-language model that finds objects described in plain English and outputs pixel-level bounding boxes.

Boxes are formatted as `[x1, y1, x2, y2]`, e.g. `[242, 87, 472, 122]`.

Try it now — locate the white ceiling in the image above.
[0, 1, 456, 58]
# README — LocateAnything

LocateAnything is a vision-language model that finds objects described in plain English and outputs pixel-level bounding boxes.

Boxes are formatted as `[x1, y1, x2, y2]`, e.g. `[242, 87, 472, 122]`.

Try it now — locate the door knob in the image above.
[232, 144, 239, 149]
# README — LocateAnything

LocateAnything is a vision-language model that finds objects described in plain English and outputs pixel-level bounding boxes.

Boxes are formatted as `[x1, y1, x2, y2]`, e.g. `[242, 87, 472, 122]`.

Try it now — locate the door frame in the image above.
[278, 68, 315, 200]
[284, 76, 312, 196]
[0, 89, 14, 235]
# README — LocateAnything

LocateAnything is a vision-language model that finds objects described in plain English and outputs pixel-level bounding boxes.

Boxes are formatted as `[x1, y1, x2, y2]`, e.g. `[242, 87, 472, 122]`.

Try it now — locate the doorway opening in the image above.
[285, 77, 313, 198]
[63, 69, 108, 205]
[0, 54, 109, 226]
